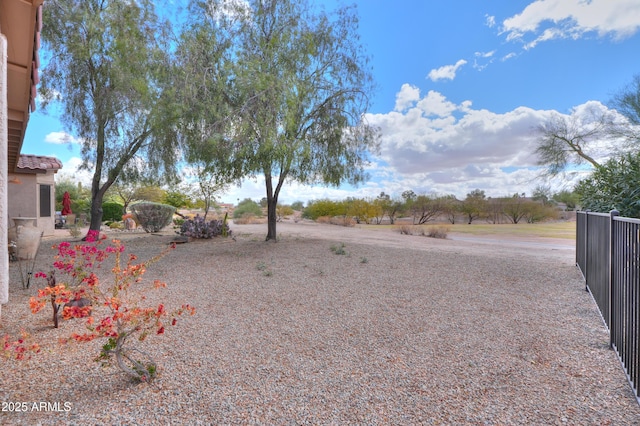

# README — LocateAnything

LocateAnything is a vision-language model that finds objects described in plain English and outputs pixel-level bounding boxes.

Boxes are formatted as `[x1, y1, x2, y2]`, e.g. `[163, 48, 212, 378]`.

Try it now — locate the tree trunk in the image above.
[88, 191, 105, 234]
[266, 196, 278, 241]
[264, 173, 281, 241]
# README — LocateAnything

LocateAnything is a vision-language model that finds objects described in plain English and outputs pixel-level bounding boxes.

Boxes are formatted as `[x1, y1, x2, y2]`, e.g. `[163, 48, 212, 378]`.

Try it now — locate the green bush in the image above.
[130, 202, 176, 233]
[576, 152, 640, 218]
[102, 202, 124, 222]
[303, 199, 346, 220]
[233, 198, 263, 219]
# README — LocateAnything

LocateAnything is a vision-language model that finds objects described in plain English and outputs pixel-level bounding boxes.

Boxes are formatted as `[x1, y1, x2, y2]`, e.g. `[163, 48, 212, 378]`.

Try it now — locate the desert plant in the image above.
[276, 204, 295, 222]
[233, 198, 263, 219]
[232, 214, 261, 224]
[178, 215, 231, 239]
[256, 261, 273, 276]
[316, 216, 332, 224]
[330, 216, 356, 227]
[67, 217, 85, 239]
[397, 224, 415, 235]
[330, 242, 347, 255]
[130, 202, 176, 233]
[425, 225, 449, 239]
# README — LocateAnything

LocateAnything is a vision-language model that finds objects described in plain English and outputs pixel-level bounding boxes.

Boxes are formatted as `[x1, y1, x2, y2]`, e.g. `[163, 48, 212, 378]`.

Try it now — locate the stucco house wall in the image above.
[1, 0, 45, 322]
[7, 164, 58, 236]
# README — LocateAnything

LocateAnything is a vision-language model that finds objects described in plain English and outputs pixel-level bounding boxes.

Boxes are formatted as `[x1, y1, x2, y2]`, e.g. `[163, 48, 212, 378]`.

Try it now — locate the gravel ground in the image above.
[1, 221, 639, 425]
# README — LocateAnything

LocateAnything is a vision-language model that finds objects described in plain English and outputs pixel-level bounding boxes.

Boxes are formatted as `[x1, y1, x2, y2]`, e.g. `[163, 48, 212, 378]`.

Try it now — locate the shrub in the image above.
[233, 213, 266, 224]
[276, 204, 295, 221]
[316, 216, 332, 224]
[179, 215, 231, 239]
[426, 225, 449, 239]
[330, 242, 347, 255]
[102, 202, 124, 222]
[130, 202, 176, 233]
[330, 216, 356, 227]
[397, 224, 415, 235]
[233, 198, 263, 219]
[291, 201, 304, 211]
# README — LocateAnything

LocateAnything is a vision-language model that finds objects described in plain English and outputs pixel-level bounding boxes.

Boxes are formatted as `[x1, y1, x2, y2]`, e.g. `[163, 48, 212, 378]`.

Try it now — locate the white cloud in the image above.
[394, 84, 421, 112]
[473, 50, 496, 71]
[427, 59, 467, 81]
[364, 87, 624, 199]
[485, 14, 496, 28]
[45, 131, 80, 145]
[502, 0, 640, 48]
[56, 157, 93, 186]
[475, 50, 496, 58]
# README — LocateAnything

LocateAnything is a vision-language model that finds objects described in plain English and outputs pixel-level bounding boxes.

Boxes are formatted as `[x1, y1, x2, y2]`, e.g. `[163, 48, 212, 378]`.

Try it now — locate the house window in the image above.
[40, 184, 52, 217]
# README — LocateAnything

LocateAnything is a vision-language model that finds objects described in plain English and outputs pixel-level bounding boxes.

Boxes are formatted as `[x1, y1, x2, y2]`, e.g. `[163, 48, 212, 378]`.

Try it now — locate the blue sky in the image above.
[21, 0, 640, 205]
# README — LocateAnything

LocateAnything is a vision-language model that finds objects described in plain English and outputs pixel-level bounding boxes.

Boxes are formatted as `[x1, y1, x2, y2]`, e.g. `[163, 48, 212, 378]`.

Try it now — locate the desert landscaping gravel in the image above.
[2, 221, 640, 424]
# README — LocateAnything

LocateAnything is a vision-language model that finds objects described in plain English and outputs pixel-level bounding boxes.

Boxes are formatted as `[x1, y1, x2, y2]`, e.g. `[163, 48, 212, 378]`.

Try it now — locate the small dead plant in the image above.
[425, 225, 449, 239]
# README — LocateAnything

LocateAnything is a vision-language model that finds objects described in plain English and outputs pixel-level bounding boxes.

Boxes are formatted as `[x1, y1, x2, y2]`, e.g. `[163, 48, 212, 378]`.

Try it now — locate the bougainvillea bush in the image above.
[29, 236, 195, 382]
[179, 214, 231, 239]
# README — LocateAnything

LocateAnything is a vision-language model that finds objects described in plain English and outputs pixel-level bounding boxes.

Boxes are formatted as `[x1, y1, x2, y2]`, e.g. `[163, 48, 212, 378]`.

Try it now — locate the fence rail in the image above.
[576, 210, 640, 401]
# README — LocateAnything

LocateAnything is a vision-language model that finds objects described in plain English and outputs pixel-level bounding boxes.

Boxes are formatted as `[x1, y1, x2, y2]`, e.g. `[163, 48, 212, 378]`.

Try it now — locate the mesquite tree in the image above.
[40, 0, 180, 236]
[534, 105, 612, 176]
[178, 0, 379, 240]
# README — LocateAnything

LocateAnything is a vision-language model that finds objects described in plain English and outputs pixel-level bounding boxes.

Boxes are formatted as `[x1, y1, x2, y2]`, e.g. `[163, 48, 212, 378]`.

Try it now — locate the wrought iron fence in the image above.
[576, 210, 640, 400]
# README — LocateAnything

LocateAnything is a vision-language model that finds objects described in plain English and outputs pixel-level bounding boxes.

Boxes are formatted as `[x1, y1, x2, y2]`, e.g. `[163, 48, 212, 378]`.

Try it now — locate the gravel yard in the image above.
[1, 222, 639, 424]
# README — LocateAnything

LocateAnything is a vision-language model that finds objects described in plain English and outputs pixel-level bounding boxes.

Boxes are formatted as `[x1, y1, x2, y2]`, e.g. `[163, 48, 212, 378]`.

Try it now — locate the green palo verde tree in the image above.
[40, 0, 180, 238]
[178, 0, 379, 241]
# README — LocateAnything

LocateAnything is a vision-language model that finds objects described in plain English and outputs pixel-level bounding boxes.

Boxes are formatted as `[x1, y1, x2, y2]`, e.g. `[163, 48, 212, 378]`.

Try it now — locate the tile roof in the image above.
[17, 154, 62, 172]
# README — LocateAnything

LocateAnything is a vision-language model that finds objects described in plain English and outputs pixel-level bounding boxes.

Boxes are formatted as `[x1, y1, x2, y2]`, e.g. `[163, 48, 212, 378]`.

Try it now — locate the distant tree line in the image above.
[300, 187, 576, 226]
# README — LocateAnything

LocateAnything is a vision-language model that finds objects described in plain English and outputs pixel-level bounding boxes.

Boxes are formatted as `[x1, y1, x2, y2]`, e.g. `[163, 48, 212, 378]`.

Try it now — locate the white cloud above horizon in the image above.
[362, 86, 624, 200]
[45, 131, 81, 145]
[427, 59, 467, 82]
[501, 0, 640, 49]
[56, 157, 94, 185]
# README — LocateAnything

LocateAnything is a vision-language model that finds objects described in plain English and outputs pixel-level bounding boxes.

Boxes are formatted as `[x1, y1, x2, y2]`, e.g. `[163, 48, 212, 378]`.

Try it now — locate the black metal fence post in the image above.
[610, 210, 619, 348]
